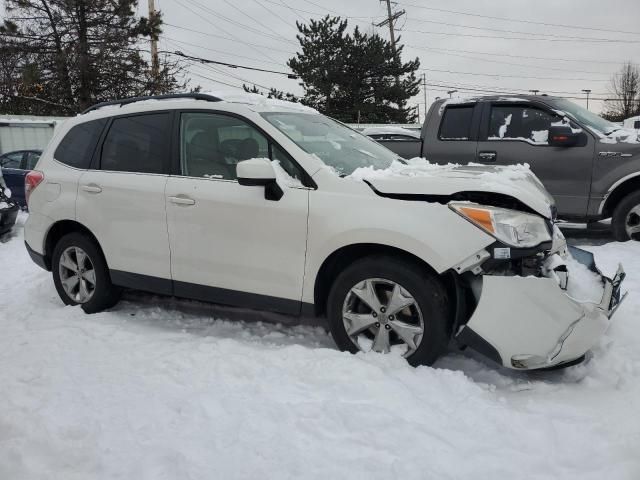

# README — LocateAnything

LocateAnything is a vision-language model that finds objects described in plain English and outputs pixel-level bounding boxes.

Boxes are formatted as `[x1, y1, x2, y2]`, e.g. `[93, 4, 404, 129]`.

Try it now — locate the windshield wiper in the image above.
[605, 127, 622, 136]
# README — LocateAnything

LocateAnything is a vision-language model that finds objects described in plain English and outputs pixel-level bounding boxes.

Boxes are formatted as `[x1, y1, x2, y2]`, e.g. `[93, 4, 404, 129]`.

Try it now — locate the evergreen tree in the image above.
[288, 16, 420, 123]
[0, 0, 184, 115]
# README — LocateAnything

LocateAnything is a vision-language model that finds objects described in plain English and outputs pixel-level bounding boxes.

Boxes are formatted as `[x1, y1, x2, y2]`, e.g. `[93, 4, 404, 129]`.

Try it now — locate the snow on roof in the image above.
[361, 126, 421, 138]
[438, 97, 479, 115]
[201, 90, 318, 114]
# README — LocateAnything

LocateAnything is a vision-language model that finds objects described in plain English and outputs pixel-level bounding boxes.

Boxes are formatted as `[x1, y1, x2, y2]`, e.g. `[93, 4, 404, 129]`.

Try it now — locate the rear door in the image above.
[422, 103, 481, 163]
[476, 101, 595, 217]
[0, 151, 26, 206]
[76, 112, 173, 287]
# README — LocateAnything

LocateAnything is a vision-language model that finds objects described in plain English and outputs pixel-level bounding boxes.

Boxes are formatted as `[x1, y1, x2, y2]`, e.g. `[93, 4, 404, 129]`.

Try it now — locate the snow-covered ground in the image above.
[1, 213, 639, 479]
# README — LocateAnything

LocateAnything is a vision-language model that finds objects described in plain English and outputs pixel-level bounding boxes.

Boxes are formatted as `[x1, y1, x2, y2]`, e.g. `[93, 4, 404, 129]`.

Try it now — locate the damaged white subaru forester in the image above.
[24, 92, 626, 370]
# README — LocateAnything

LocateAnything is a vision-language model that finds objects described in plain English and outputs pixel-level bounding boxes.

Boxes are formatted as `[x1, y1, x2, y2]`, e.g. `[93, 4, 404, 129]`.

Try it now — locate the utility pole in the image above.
[582, 89, 592, 110]
[447, 89, 457, 98]
[529, 89, 539, 96]
[149, 0, 159, 93]
[375, 0, 405, 57]
[422, 73, 427, 121]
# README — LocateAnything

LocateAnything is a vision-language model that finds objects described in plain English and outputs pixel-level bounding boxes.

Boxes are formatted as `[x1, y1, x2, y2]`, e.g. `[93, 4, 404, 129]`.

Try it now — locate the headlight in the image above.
[449, 202, 552, 248]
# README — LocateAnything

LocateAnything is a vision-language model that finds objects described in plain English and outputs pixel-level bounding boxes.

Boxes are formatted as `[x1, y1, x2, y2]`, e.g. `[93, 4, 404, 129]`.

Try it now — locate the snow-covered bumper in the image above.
[456, 243, 626, 370]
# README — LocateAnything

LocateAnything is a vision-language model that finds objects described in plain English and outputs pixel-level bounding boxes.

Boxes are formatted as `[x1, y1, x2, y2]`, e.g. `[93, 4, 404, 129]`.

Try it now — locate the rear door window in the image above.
[0, 152, 23, 169]
[439, 106, 474, 140]
[54, 119, 107, 169]
[100, 113, 171, 174]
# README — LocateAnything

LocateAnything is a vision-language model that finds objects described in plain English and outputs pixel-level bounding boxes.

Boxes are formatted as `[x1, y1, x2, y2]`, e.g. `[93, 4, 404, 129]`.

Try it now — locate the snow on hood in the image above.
[347, 158, 555, 218]
[598, 128, 640, 144]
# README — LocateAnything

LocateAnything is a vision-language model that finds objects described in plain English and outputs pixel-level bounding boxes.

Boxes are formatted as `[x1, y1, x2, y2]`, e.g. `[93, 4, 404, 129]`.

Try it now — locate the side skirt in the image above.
[110, 269, 314, 317]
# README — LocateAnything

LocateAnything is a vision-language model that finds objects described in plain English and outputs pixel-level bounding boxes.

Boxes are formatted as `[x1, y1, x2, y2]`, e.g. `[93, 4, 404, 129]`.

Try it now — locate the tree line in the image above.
[0, 2, 637, 123]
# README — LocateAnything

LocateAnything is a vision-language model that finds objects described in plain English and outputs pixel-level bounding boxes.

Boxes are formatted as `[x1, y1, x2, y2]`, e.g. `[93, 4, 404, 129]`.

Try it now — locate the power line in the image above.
[163, 23, 296, 55]
[407, 45, 635, 66]
[403, 18, 640, 43]
[398, 2, 640, 36]
[419, 67, 610, 82]
[402, 27, 640, 44]
[162, 35, 287, 68]
[167, 51, 297, 78]
[173, 0, 283, 64]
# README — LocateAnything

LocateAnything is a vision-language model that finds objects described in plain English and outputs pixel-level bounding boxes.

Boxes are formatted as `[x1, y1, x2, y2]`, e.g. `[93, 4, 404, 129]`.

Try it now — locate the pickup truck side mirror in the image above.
[237, 158, 283, 201]
[548, 125, 581, 147]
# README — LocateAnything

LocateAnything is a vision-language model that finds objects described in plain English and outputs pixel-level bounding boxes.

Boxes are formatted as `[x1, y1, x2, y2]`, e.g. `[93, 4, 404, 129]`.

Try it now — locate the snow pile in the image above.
[565, 254, 605, 303]
[361, 126, 421, 138]
[1, 215, 639, 479]
[599, 128, 640, 144]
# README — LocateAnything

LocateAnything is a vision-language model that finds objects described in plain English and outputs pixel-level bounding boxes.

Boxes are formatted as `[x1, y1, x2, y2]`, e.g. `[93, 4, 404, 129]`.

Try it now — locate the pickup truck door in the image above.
[475, 101, 595, 218]
[422, 102, 482, 164]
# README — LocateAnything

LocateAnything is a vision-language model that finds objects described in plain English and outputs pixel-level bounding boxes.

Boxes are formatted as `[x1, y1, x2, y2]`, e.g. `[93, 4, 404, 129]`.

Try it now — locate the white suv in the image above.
[24, 92, 625, 370]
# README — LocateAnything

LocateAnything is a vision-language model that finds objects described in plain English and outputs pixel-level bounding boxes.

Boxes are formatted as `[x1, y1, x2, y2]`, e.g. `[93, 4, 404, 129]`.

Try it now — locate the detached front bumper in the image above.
[456, 242, 626, 370]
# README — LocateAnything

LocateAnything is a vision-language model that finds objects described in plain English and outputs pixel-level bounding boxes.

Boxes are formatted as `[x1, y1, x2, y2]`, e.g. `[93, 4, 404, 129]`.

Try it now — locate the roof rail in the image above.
[81, 93, 223, 114]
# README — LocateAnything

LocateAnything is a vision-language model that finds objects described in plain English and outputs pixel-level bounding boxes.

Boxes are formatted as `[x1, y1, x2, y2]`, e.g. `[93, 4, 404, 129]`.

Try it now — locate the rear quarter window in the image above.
[54, 119, 107, 169]
[439, 106, 474, 140]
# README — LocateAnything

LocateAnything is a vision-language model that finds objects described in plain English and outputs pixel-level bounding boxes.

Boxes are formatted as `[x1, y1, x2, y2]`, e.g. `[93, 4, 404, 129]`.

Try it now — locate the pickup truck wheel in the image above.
[612, 191, 640, 241]
[52, 232, 121, 313]
[327, 255, 450, 367]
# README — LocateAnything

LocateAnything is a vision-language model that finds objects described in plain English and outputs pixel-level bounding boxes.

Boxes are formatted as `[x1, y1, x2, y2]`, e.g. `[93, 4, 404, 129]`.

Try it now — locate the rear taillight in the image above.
[25, 170, 44, 207]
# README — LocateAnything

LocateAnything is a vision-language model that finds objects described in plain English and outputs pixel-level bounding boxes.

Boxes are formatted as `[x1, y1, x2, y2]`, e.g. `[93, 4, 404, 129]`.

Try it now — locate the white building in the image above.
[0, 115, 68, 154]
[623, 115, 640, 131]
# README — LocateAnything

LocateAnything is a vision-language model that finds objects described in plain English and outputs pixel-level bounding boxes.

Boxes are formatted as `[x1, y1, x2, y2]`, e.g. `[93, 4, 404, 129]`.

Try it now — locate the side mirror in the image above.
[548, 125, 581, 147]
[236, 158, 283, 201]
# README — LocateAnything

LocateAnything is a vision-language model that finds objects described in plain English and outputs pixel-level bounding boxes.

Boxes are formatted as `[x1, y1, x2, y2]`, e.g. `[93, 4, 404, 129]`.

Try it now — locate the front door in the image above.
[476, 102, 595, 218]
[165, 111, 310, 314]
[76, 112, 173, 287]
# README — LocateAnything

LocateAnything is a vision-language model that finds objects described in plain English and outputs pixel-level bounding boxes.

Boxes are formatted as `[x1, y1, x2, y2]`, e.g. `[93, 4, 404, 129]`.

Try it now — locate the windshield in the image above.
[552, 98, 618, 135]
[260, 112, 402, 176]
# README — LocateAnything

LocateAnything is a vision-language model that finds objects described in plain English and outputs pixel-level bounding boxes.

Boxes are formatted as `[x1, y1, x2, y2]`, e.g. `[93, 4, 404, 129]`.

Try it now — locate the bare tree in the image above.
[603, 62, 640, 121]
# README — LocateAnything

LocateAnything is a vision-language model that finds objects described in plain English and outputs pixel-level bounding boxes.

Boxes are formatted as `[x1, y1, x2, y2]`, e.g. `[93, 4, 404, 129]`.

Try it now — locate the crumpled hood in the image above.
[356, 162, 555, 218]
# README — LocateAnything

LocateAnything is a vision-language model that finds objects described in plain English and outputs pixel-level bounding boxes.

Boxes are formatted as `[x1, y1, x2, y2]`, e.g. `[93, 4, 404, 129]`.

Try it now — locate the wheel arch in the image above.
[43, 220, 106, 271]
[601, 174, 640, 218]
[311, 243, 458, 320]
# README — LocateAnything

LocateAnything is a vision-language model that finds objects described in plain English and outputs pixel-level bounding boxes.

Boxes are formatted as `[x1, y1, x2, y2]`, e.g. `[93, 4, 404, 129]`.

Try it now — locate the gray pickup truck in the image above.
[374, 95, 640, 241]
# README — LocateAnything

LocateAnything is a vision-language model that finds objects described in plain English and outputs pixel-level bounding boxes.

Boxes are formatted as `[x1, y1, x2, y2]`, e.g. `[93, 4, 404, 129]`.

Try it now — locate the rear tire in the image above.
[326, 255, 450, 367]
[52, 232, 121, 313]
[612, 190, 640, 241]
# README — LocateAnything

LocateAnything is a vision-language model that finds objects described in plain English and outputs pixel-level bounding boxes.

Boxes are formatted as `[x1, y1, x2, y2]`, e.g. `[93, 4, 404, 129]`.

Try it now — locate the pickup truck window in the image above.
[489, 105, 561, 144]
[439, 106, 473, 141]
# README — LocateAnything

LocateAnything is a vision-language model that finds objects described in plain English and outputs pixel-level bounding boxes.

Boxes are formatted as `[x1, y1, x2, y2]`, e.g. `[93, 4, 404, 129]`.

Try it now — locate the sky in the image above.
[5, 0, 640, 120]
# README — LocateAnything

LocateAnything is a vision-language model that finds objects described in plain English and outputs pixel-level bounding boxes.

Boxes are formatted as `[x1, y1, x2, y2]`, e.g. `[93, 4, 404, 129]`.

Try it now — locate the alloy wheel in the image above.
[58, 246, 96, 303]
[342, 278, 424, 357]
[625, 205, 640, 240]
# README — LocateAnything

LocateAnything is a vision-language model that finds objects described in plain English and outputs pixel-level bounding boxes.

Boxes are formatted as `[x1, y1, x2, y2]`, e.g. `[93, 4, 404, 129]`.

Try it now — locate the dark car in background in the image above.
[0, 166, 19, 235]
[0, 149, 42, 208]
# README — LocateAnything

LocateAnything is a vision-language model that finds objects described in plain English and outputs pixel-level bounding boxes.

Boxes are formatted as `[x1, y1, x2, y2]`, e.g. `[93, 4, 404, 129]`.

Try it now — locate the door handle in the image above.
[477, 151, 497, 162]
[168, 195, 196, 206]
[81, 184, 102, 193]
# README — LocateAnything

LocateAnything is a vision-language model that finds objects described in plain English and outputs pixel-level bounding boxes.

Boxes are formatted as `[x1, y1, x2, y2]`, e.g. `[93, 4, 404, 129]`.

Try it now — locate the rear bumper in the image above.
[25, 240, 49, 271]
[457, 244, 625, 370]
[0, 203, 19, 235]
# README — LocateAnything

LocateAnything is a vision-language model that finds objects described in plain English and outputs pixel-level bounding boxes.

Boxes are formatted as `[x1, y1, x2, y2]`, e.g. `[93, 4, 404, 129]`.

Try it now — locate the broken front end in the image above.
[449, 203, 626, 370]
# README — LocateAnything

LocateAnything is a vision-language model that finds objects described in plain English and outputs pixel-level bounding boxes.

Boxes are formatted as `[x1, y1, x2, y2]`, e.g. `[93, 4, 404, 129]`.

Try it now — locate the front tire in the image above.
[52, 232, 121, 313]
[326, 255, 450, 366]
[612, 191, 640, 241]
